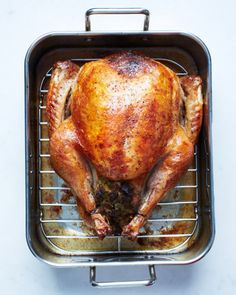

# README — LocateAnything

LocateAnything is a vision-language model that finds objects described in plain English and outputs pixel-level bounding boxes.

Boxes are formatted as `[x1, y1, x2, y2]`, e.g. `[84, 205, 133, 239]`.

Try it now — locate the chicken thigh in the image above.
[46, 52, 203, 240]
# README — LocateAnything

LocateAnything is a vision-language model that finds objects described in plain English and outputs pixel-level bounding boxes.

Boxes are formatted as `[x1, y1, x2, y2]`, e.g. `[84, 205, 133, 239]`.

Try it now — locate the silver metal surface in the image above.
[25, 7, 215, 288]
[90, 265, 156, 287]
[85, 8, 150, 31]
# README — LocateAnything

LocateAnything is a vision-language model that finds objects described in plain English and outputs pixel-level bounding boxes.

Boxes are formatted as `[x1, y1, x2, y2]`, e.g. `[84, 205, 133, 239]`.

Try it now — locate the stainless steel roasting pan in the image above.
[25, 8, 215, 287]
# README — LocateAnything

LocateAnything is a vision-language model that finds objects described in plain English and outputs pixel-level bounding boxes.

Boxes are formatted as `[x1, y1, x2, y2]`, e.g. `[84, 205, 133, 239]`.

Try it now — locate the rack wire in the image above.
[38, 57, 199, 254]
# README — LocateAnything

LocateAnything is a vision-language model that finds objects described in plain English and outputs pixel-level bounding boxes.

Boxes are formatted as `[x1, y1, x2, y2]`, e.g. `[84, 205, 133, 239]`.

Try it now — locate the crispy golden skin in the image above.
[71, 53, 180, 180]
[46, 52, 203, 239]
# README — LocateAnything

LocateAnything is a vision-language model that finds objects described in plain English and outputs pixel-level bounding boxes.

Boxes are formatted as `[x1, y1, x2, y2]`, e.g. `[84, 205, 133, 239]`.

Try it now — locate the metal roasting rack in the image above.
[37, 57, 200, 255]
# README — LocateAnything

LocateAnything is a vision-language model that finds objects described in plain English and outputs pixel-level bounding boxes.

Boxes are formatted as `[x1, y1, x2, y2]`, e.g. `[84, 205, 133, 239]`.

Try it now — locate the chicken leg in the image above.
[50, 117, 112, 238]
[122, 127, 194, 239]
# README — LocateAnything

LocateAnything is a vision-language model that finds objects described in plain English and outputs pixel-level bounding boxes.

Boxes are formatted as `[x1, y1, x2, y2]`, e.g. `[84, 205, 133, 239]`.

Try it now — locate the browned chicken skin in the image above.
[46, 52, 203, 240]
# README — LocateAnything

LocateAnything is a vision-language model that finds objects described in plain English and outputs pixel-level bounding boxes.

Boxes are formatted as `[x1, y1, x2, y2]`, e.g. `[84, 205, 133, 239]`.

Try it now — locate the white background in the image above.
[0, 0, 235, 294]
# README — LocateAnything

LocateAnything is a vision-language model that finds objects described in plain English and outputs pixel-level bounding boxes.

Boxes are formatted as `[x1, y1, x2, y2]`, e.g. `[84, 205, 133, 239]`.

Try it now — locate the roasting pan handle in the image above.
[89, 265, 156, 288]
[85, 8, 150, 31]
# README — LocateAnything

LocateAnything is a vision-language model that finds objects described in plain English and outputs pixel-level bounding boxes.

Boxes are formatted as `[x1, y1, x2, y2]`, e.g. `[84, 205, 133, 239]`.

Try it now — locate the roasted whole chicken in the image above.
[46, 52, 203, 240]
